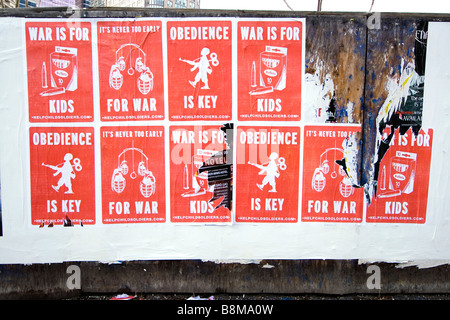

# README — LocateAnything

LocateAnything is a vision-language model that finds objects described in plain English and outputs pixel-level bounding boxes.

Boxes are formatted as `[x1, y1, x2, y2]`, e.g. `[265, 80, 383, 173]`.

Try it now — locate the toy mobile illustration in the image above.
[109, 43, 154, 95]
[111, 143, 156, 198]
[312, 146, 354, 198]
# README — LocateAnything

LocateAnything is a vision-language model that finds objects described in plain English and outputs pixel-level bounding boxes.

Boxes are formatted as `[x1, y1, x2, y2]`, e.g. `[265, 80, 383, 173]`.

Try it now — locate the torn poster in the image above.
[366, 127, 433, 223]
[235, 126, 300, 223]
[303, 65, 337, 123]
[365, 22, 428, 205]
[169, 124, 233, 224]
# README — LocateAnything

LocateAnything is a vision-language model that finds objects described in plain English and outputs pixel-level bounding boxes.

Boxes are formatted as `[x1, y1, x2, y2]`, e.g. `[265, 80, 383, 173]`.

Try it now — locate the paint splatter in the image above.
[336, 131, 362, 188]
[303, 62, 336, 122]
[304, 18, 365, 123]
[366, 59, 426, 204]
[341, 21, 428, 205]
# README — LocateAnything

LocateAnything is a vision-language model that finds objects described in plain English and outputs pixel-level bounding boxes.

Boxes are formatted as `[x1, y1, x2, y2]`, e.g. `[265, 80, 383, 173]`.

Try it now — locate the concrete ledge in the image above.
[0, 260, 449, 299]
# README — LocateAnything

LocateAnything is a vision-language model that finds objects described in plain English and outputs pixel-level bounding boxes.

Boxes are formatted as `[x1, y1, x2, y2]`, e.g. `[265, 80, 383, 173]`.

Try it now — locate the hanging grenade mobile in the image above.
[138, 161, 147, 177]
[111, 145, 155, 197]
[119, 160, 128, 175]
[312, 168, 326, 192]
[109, 64, 124, 90]
[313, 146, 345, 193]
[111, 168, 126, 194]
[140, 172, 156, 198]
[109, 44, 154, 95]
[137, 68, 154, 95]
[339, 176, 354, 198]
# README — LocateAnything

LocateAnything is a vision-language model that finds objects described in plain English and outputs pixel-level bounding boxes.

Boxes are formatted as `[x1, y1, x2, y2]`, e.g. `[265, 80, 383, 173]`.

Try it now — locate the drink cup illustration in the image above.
[311, 146, 354, 197]
[40, 46, 78, 96]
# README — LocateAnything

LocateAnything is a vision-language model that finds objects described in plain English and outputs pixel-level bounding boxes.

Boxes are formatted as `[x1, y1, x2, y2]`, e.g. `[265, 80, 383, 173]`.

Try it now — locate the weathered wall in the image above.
[0, 9, 449, 298]
[305, 14, 366, 124]
[0, 260, 449, 299]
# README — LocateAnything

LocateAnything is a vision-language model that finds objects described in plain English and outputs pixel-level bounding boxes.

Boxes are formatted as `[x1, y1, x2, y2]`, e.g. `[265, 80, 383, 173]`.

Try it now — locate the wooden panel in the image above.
[362, 15, 428, 200]
[305, 14, 366, 124]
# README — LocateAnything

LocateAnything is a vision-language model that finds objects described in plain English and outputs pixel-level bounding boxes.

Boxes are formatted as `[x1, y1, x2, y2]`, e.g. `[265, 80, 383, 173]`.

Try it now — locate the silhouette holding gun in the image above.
[179, 47, 219, 90]
[42, 153, 81, 194]
[248, 152, 287, 193]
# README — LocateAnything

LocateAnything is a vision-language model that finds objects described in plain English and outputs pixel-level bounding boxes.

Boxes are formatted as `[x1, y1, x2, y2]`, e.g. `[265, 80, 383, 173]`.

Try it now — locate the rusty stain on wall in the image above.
[304, 16, 366, 124]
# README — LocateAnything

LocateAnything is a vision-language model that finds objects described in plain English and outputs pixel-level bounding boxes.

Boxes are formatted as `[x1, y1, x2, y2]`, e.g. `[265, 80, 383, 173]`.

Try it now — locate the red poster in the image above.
[166, 20, 232, 121]
[25, 21, 94, 122]
[169, 125, 233, 223]
[236, 126, 300, 223]
[366, 128, 433, 224]
[97, 21, 164, 121]
[101, 126, 166, 224]
[302, 125, 364, 223]
[29, 127, 95, 226]
[237, 20, 303, 121]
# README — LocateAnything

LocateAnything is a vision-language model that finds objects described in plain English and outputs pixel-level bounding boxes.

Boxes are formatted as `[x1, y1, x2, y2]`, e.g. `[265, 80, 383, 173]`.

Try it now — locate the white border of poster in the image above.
[0, 17, 449, 264]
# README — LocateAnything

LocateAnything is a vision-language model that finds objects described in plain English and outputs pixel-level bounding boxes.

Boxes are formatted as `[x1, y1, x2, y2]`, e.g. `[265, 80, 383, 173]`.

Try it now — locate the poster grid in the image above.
[22, 17, 432, 228]
[23, 17, 311, 228]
